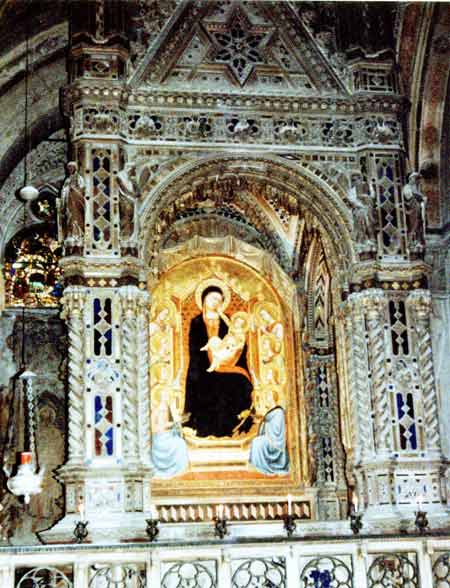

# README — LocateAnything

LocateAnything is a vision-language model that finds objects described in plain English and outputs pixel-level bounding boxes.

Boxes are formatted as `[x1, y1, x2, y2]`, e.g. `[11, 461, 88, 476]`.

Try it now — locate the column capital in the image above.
[119, 285, 149, 314]
[360, 289, 386, 315]
[346, 288, 386, 318]
[406, 289, 432, 318]
[61, 286, 86, 318]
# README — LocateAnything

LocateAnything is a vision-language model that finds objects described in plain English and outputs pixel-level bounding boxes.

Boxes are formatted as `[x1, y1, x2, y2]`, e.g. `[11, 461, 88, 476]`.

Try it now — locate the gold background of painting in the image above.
[149, 255, 305, 497]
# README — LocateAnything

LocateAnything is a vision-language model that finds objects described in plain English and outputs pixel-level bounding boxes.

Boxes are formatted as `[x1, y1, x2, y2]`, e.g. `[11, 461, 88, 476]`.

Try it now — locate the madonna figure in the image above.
[184, 285, 254, 438]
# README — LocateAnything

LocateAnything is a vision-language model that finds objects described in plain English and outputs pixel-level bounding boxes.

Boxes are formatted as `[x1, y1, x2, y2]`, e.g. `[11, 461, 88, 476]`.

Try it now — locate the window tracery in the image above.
[232, 558, 286, 588]
[4, 225, 62, 307]
[367, 554, 418, 588]
[299, 556, 353, 588]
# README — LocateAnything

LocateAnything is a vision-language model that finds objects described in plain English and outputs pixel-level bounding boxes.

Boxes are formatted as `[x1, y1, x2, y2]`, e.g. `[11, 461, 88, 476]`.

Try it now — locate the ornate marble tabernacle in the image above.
[0, 2, 449, 583]
[24, 0, 445, 544]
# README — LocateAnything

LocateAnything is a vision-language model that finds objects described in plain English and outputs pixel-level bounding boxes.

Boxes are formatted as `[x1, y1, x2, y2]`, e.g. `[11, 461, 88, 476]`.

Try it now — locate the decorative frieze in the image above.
[71, 104, 403, 149]
[153, 500, 311, 524]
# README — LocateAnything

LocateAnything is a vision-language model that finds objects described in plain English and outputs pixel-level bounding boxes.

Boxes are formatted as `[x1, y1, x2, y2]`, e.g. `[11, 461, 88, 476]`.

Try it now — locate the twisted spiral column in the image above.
[120, 287, 140, 462]
[407, 290, 441, 452]
[137, 291, 151, 463]
[363, 291, 391, 454]
[339, 307, 360, 463]
[347, 294, 374, 460]
[61, 287, 86, 463]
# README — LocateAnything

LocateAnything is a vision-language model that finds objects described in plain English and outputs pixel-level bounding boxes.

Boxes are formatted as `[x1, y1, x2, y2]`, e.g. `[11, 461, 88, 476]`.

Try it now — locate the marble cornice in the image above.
[63, 82, 405, 116]
[348, 258, 431, 284]
[59, 256, 144, 283]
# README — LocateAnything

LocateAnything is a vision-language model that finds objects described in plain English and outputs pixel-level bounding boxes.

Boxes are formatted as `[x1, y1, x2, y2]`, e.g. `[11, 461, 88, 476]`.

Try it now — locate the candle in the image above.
[20, 452, 32, 465]
[150, 503, 159, 520]
[353, 494, 359, 514]
[287, 494, 292, 516]
[416, 495, 423, 511]
[78, 500, 85, 522]
[216, 504, 224, 519]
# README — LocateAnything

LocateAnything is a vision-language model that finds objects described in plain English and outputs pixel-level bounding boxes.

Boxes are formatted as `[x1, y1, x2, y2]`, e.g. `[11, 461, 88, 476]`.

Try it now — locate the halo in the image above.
[195, 278, 231, 311]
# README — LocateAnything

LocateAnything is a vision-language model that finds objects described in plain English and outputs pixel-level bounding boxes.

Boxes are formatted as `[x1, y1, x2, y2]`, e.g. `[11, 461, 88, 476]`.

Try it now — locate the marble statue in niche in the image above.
[348, 172, 377, 247]
[57, 161, 85, 249]
[117, 162, 139, 249]
[184, 284, 254, 438]
[402, 172, 427, 250]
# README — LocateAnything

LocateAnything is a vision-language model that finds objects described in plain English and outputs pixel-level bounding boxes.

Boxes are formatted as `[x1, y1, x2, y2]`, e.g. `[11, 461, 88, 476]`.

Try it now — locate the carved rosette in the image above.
[345, 294, 374, 461]
[61, 286, 86, 464]
[361, 290, 392, 454]
[407, 290, 441, 452]
[119, 286, 141, 463]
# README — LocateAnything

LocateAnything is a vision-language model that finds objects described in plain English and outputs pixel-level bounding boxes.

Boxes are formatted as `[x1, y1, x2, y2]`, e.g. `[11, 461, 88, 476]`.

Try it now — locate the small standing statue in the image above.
[402, 172, 427, 250]
[117, 162, 139, 251]
[57, 161, 85, 250]
[348, 172, 377, 249]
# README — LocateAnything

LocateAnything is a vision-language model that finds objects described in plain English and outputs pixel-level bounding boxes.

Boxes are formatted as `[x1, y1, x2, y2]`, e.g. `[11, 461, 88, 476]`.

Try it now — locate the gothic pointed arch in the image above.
[139, 153, 356, 286]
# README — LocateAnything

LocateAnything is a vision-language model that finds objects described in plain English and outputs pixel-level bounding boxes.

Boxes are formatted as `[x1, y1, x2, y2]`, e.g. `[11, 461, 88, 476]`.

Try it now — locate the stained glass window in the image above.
[4, 224, 63, 307]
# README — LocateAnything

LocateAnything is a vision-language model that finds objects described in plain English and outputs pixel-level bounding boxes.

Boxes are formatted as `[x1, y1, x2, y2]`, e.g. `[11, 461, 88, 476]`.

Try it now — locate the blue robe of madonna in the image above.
[151, 427, 189, 478]
[249, 407, 289, 475]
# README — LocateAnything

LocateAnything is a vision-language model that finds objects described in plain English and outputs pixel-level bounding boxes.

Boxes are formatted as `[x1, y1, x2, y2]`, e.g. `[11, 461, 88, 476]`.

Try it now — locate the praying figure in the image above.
[249, 406, 289, 475]
[151, 384, 189, 479]
[57, 161, 85, 247]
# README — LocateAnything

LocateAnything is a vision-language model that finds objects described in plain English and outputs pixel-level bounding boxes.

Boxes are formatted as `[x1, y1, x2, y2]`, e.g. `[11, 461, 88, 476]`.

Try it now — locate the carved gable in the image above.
[130, 0, 346, 95]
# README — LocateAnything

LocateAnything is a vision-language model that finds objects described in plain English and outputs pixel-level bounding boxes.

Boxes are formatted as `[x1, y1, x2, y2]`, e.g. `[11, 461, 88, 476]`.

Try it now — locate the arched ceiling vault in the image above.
[398, 2, 450, 231]
[0, 17, 68, 259]
[139, 154, 356, 286]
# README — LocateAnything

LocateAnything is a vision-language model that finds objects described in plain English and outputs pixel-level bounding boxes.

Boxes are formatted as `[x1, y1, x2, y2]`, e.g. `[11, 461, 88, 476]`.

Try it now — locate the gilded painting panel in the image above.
[149, 256, 303, 496]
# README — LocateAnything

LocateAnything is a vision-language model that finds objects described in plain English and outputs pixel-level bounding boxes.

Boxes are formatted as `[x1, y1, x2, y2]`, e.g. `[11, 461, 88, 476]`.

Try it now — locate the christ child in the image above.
[201, 311, 249, 372]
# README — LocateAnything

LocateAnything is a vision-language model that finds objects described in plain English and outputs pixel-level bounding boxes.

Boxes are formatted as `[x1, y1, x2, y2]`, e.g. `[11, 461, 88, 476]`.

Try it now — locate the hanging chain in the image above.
[21, 372, 36, 462]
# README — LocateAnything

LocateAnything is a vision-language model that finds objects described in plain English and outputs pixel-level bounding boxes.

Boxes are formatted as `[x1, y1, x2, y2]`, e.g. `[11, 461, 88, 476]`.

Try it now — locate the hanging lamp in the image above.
[6, 0, 44, 505]
[19, 0, 38, 203]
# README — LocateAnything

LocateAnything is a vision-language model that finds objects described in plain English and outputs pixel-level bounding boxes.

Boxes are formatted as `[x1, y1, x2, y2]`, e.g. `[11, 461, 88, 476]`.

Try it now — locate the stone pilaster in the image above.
[341, 286, 449, 529]
[60, 286, 86, 466]
[362, 290, 392, 456]
[119, 286, 141, 464]
[344, 293, 374, 464]
[407, 290, 441, 454]
[137, 291, 152, 467]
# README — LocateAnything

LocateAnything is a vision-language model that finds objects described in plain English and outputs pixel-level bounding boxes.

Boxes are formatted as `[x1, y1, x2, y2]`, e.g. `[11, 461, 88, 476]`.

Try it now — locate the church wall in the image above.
[431, 294, 450, 460]
[0, 310, 66, 542]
